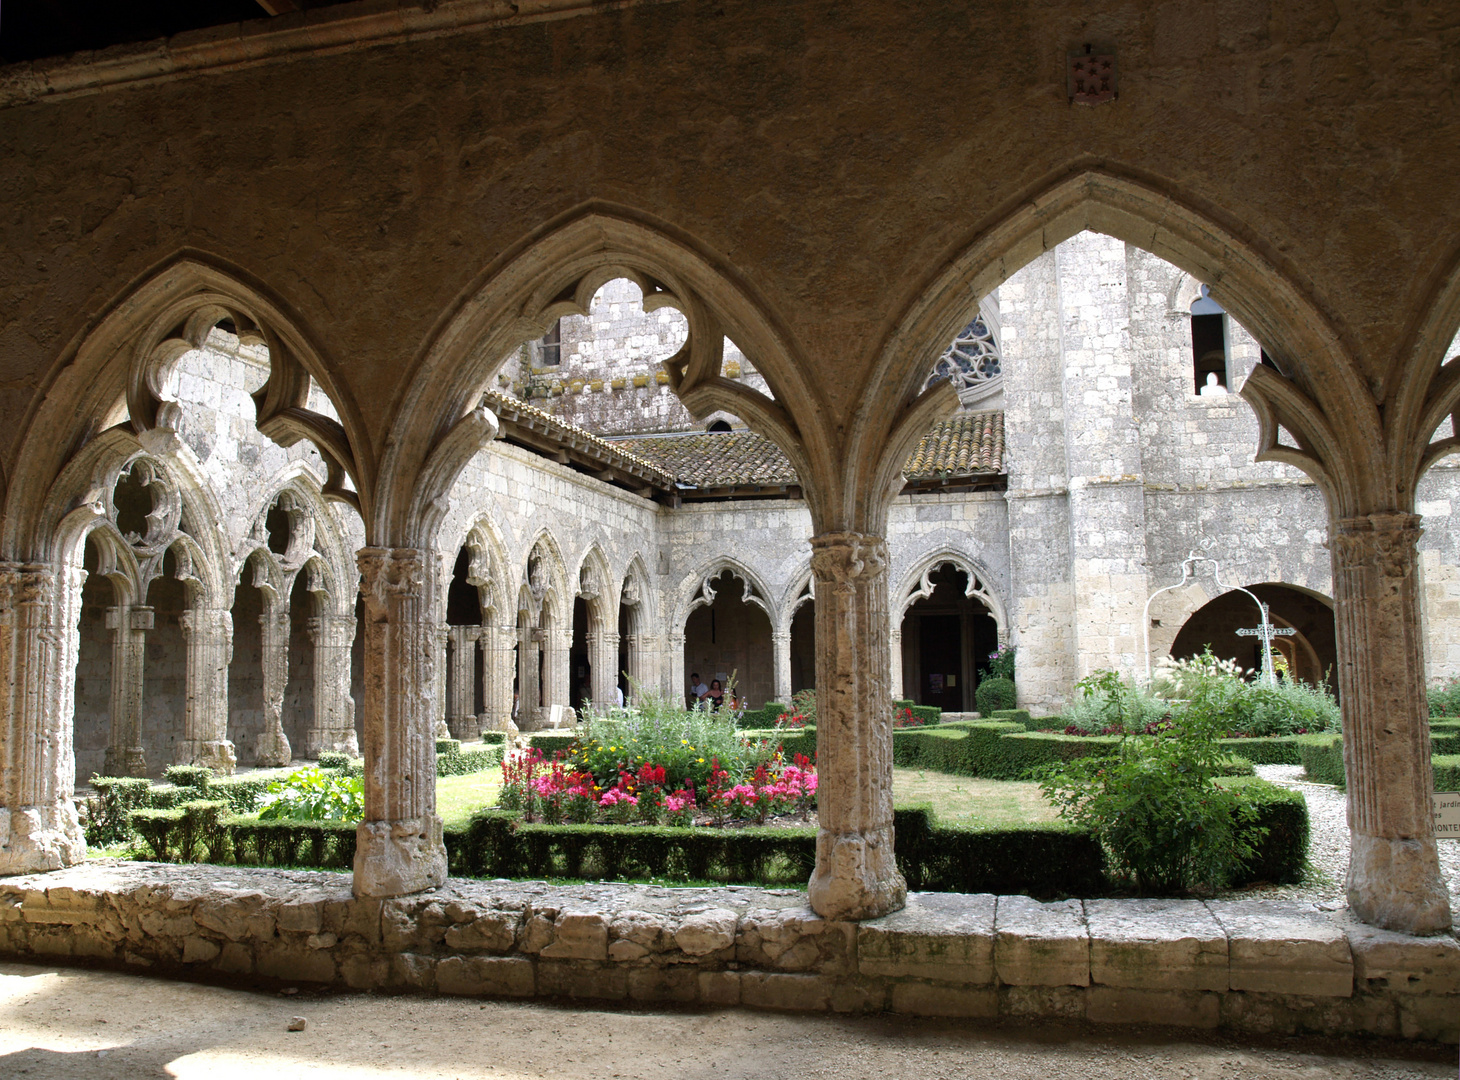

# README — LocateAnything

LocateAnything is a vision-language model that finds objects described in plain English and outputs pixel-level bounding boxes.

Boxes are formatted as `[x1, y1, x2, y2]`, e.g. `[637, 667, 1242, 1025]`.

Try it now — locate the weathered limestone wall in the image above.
[495, 278, 770, 436]
[3, 863, 1457, 1042]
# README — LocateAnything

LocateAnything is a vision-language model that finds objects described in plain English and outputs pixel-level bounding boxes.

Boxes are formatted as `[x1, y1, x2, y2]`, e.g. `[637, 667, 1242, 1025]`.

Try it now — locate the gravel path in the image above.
[1245, 765, 1460, 913]
[2, 962, 1453, 1079]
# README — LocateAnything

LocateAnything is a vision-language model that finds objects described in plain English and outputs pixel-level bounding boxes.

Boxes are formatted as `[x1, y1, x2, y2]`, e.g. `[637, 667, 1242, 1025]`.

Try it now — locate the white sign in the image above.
[1436, 792, 1460, 838]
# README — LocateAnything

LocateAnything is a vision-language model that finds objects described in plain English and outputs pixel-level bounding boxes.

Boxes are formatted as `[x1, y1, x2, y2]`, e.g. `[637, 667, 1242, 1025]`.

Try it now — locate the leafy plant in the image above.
[257, 766, 364, 822]
[789, 688, 817, 726]
[984, 644, 1016, 681]
[1040, 676, 1264, 893]
[1151, 649, 1339, 736]
[975, 676, 1017, 716]
[1061, 669, 1168, 734]
[1429, 676, 1460, 718]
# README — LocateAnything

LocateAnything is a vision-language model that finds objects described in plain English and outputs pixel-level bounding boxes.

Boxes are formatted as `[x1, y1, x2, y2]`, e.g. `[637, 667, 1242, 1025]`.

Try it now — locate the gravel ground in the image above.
[1243, 766, 1460, 913]
[1, 962, 1454, 1079]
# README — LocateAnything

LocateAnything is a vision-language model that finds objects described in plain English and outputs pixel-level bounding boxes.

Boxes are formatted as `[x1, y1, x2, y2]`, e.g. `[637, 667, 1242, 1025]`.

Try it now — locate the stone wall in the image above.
[3, 863, 1456, 1042]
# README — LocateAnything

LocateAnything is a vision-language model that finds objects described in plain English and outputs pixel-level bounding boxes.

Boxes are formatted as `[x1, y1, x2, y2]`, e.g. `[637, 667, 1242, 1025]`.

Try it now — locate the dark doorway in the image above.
[899, 563, 999, 711]
[571, 597, 591, 710]
[1170, 583, 1337, 695]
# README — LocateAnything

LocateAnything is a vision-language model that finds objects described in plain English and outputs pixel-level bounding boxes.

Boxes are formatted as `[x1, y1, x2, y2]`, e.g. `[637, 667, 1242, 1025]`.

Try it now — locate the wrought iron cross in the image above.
[1235, 603, 1297, 684]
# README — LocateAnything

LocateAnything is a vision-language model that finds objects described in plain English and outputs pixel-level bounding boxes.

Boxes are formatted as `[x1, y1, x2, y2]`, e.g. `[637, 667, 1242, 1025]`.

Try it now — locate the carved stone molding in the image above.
[1332, 513, 1423, 579]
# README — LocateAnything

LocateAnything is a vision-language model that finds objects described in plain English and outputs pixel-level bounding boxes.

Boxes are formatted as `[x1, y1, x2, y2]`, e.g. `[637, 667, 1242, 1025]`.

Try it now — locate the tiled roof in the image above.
[611, 411, 1004, 490]
[482, 389, 676, 487]
[612, 431, 801, 488]
[903, 411, 1005, 479]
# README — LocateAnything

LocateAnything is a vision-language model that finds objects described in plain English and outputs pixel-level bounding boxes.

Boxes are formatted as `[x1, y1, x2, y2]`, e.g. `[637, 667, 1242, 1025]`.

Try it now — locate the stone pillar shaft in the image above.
[255, 605, 292, 767]
[104, 604, 149, 777]
[518, 624, 541, 728]
[446, 625, 481, 739]
[888, 626, 904, 704]
[771, 629, 792, 705]
[1333, 513, 1452, 933]
[354, 547, 446, 898]
[178, 607, 236, 773]
[307, 614, 359, 757]
[0, 563, 86, 874]
[481, 623, 514, 731]
[806, 532, 906, 921]
[589, 628, 619, 710]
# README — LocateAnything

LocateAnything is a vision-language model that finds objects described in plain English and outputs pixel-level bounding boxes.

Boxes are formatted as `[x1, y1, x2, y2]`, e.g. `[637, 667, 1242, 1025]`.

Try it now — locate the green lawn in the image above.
[434, 766, 1054, 831]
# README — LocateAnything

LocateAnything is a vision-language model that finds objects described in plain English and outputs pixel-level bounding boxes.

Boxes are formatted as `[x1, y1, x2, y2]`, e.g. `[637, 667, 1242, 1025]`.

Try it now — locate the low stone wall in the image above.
[2, 861, 1457, 1041]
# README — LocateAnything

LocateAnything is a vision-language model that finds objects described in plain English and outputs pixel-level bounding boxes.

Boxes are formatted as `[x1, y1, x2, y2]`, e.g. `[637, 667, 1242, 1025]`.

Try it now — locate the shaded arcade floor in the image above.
[0, 962, 1452, 1079]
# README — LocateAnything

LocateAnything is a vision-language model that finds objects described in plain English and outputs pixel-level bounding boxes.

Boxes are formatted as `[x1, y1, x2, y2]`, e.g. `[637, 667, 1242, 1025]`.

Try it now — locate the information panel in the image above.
[1436, 792, 1460, 838]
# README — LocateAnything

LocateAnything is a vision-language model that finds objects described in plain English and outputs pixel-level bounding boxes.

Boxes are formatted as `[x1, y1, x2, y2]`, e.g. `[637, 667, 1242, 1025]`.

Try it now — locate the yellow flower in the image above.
[697, 758, 705, 764]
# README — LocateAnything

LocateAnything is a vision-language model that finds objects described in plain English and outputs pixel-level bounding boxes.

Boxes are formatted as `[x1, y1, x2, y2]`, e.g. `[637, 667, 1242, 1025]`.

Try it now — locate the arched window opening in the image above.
[1170, 583, 1336, 695]
[227, 565, 268, 765]
[73, 538, 115, 786]
[1191, 284, 1230, 393]
[571, 596, 591, 710]
[112, 471, 153, 542]
[283, 572, 316, 756]
[142, 549, 190, 777]
[683, 570, 773, 708]
[899, 563, 998, 712]
[706, 419, 732, 433]
[790, 600, 815, 696]
[265, 501, 292, 556]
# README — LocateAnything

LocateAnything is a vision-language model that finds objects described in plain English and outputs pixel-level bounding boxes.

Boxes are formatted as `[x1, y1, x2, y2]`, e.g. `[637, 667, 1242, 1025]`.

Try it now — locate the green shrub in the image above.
[991, 709, 1035, 729]
[258, 766, 363, 822]
[983, 644, 1016, 682]
[1217, 736, 1305, 765]
[909, 705, 942, 725]
[208, 775, 276, 813]
[1219, 776, 1309, 885]
[975, 676, 1017, 716]
[892, 722, 1120, 779]
[130, 808, 185, 861]
[737, 703, 788, 729]
[317, 751, 352, 772]
[892, 805, 1104, 896]
[1429, 719, 1460, 754]
[178, 800, 231, 862]
[1428, 678, 1460, 718]
[790, 688, 817, 726]
[224, 816, 357, 869]
[1299, 733, 1346, 787]
[1434, 754, 1460, 792]
[438, 745, 501, 777]
[1152, 650, 1339, 736]
[1062, 669, 1168, 733]
[892, 699, 915, 711]
[480, 731, 508, 746]
[162, 764, 214, 792]
[526, 733, 578, 757]
[85, 776, 154, 846]
[1040, 689, 1265, 893]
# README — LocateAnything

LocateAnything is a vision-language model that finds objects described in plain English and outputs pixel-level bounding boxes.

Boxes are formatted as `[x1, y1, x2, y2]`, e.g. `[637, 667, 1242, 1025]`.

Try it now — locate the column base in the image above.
[255, 730, 292, 768]
[183, 739, 237, 776]
[1347, 833, 1453, 935]
[353, 816, 447, 898]
[807, 827, 907, 921]
[0, 802, 86, 875]
[446, 715, 477, 741]
[300, 730, 361, 760]
[103, 747, 147, 779]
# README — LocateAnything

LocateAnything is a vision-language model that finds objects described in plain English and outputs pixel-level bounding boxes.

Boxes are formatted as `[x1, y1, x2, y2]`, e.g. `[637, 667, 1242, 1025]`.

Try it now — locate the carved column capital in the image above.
[810, 532, 888, 587]
[1332, 513, 1423, 577]
[357, 547, 427, 618]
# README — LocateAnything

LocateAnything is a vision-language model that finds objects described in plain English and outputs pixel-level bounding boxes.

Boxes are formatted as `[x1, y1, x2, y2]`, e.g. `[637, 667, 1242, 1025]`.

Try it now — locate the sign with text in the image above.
[1436, 792, 1460, 838]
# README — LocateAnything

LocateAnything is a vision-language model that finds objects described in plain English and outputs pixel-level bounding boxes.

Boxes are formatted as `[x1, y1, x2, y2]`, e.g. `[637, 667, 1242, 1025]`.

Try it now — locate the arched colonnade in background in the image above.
[3, 171, 1458, 936]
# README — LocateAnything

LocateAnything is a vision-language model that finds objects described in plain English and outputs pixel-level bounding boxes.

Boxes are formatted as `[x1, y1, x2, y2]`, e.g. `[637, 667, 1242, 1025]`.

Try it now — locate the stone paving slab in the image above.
[1085, 897, 1228, 992]
[994, 896, 1088, 987]
[858, 891, 995, 984]
[1206, 899, 1353, 997]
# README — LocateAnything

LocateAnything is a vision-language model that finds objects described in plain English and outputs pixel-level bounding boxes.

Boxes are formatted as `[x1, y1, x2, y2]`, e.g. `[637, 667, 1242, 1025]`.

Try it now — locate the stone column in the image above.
[104, 604, 150, 777]
[255, 604, 292, 767]
[1333, 513, 1453, 934]
[433, 625, 451, 739]
[620, 632, 640, 700]
[0, 564, 86, 874]
[446, 625, 481, 739]
[589, 628, 619, 710]
[771, 628, 793, 704]
[354, 547, 446, 898]
[518, 625, 541, 729]
[480, 623, 514, 732]
[888, 625, 904, 704]
[306, 614, 359, 757]
[178, 607, 237, 773]
[543, 626, 571, 712]
[806, 533, 906, 921]
[667, 628, 686, 704]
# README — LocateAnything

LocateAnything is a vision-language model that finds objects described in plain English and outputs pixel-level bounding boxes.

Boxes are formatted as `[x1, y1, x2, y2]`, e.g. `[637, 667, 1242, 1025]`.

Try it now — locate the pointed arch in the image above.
[894, 551, 1007, 634]
[240, 468, 357, 620]
[1390, 246, 1460, 494]
[616, 552, 656, 623]
[851, 168, 1381, 527]
[375, 203, 829, 546]
[4, 251, 371, 563]
[672, 557, 778, 632]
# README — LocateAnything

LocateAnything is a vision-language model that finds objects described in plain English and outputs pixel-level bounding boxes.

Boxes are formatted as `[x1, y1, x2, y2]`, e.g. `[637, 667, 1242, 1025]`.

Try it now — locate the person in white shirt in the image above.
[689, 672, 709, 706]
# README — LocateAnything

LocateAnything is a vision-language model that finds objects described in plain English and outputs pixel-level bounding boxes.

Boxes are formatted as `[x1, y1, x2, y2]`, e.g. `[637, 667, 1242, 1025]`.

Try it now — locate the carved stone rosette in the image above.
[353, 547, 447, 898]
[1331, 513, 1452, 934]
[0, 563, 87, 874]
[805, 532, 907, 921]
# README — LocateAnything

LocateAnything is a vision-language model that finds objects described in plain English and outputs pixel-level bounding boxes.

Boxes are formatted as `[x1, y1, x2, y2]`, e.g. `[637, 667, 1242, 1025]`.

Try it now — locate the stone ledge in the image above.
[1, 862, 1456, 1042]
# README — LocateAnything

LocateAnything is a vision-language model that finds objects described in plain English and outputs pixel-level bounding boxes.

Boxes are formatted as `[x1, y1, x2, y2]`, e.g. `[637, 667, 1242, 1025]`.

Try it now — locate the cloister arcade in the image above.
[4, 0, 1460, 947]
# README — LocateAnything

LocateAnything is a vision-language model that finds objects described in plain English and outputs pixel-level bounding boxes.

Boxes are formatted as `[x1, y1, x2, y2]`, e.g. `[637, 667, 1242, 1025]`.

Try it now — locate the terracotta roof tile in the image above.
[483, 389, 675, 486]
[611, 411, 1004, 489]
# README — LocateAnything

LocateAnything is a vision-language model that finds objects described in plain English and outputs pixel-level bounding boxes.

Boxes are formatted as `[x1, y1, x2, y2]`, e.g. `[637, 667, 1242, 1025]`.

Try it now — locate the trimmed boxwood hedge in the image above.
[1429, 719, 1460, 754]
[892, 806, 1104, 896]
[1218, 775, 1310, 885]
[1435, 754, 1460, 791]
[737, 703, 788, 729]
[1298, 733, 1345, 787]
[990, 709, 1035, 729]
[892, 721, 1121, 780]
